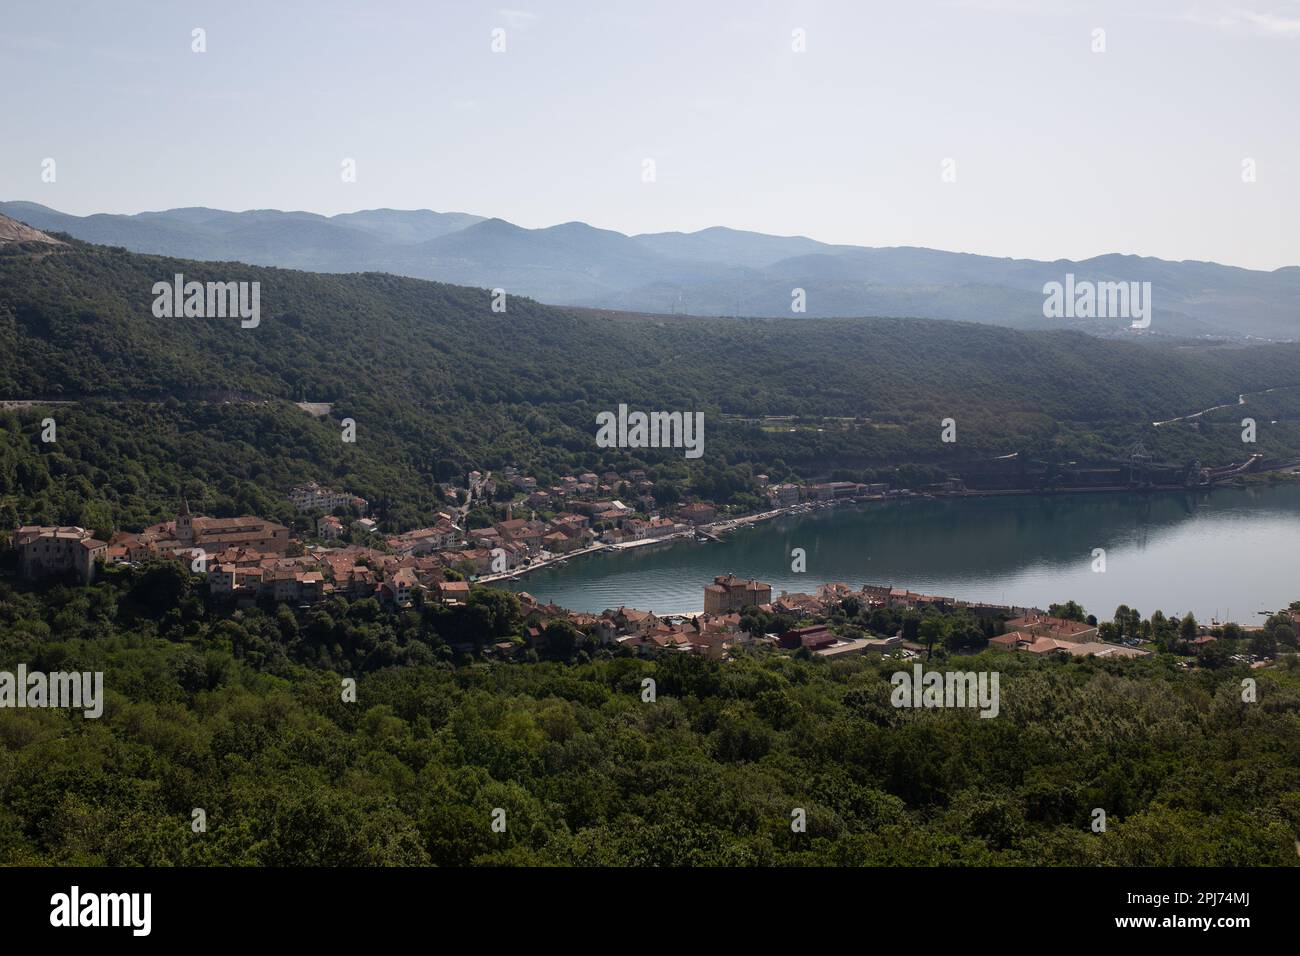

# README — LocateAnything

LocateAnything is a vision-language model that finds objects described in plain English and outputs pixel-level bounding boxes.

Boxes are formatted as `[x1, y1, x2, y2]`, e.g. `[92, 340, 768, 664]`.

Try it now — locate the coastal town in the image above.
[9, 466, 919, 599]
[5, 0, 1298, 891]
[10, 468, 1294, 670]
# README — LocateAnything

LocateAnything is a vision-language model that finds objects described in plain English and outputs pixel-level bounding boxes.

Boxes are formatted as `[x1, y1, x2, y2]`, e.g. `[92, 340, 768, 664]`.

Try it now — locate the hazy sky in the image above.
[2, 0, 1298, 269]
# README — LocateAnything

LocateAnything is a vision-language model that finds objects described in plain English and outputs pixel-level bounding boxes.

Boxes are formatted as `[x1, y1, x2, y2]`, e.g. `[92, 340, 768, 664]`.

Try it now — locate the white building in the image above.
[288, 482, 368, 514]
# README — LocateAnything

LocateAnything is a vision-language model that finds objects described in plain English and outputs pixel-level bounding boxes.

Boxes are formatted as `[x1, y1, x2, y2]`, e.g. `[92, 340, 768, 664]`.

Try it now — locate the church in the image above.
[131, 499, 291, 558]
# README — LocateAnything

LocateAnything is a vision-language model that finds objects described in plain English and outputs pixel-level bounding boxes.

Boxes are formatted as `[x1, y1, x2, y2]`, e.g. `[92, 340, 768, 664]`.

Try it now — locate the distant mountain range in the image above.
[4, 200, 1297, 341]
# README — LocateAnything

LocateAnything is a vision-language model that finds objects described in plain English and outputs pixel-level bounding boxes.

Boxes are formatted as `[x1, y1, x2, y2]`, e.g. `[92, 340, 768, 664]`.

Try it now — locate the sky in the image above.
[1, 0, 1298, 270]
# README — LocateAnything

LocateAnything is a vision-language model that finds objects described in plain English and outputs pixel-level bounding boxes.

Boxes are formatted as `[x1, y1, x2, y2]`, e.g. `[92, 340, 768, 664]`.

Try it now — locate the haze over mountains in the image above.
[4, 200, 1297, 342]
[6, 208, 1300, 531]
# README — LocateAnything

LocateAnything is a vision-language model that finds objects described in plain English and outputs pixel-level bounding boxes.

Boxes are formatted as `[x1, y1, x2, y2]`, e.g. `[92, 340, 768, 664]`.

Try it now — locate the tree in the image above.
[128, 561, 192, 615]
[710, 705, 772, 763]
[1250, 631, 1278, 659]
[540, 619, 581, 660]
[468, 588, 522, 639]
[1272, 623, 1297, 649]
[919, 617, 950, 659]
[1113, 605, 1140, 639]
[1199, 639, 1230, 669]
[944, 617, 986, 652]
[1049, 600, 1085, 622]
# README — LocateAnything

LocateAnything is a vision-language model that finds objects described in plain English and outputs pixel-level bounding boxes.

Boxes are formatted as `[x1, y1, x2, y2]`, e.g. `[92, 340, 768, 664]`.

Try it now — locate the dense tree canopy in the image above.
[0, 569, 1297, 866]
[4, 239, 1300, 538]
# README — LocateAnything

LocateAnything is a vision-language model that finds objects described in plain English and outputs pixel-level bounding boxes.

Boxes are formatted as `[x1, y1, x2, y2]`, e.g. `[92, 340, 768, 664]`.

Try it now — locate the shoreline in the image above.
[481, 477, 1300, 589]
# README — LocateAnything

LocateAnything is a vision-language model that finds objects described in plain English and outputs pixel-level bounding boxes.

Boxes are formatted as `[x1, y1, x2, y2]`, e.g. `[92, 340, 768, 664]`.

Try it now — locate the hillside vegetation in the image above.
[0, 570, 1297, 866]
[2, 237, 1300, 533]
[6, 201, 1299, 339]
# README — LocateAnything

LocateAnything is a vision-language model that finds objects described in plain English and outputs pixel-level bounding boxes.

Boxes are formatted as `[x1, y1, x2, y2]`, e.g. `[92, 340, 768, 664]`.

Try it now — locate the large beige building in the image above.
[704, 574, 772, 614]
[14, 526, 108, 584]
[134, 500, 290, 557]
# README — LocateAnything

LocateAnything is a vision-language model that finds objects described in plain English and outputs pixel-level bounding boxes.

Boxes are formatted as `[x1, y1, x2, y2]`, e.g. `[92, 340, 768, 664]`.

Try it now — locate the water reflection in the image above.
[508, 485, 1300, 621]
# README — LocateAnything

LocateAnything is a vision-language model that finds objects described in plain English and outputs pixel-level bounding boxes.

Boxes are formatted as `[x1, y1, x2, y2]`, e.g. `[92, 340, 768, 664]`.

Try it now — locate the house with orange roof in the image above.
[1004, 614, 1098, 644]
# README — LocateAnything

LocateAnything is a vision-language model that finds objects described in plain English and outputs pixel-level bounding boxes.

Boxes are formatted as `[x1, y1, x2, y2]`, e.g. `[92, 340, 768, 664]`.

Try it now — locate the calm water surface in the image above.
[507, 485, 1300, 622]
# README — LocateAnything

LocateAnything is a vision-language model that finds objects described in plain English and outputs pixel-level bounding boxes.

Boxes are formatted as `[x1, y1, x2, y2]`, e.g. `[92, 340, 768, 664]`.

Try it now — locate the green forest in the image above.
[1, 567, 1297, 866]
[2, 236, 1299, 868]
[4, 237, 1300, 536]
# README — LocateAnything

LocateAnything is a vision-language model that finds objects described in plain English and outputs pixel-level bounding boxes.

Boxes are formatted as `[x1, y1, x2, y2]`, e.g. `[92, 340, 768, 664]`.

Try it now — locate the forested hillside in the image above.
[7, 201, 1299, 340]
[5, 237, 1300, 414]
[1, 569, 1296, 866]
[3, 236, 1300, 534]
